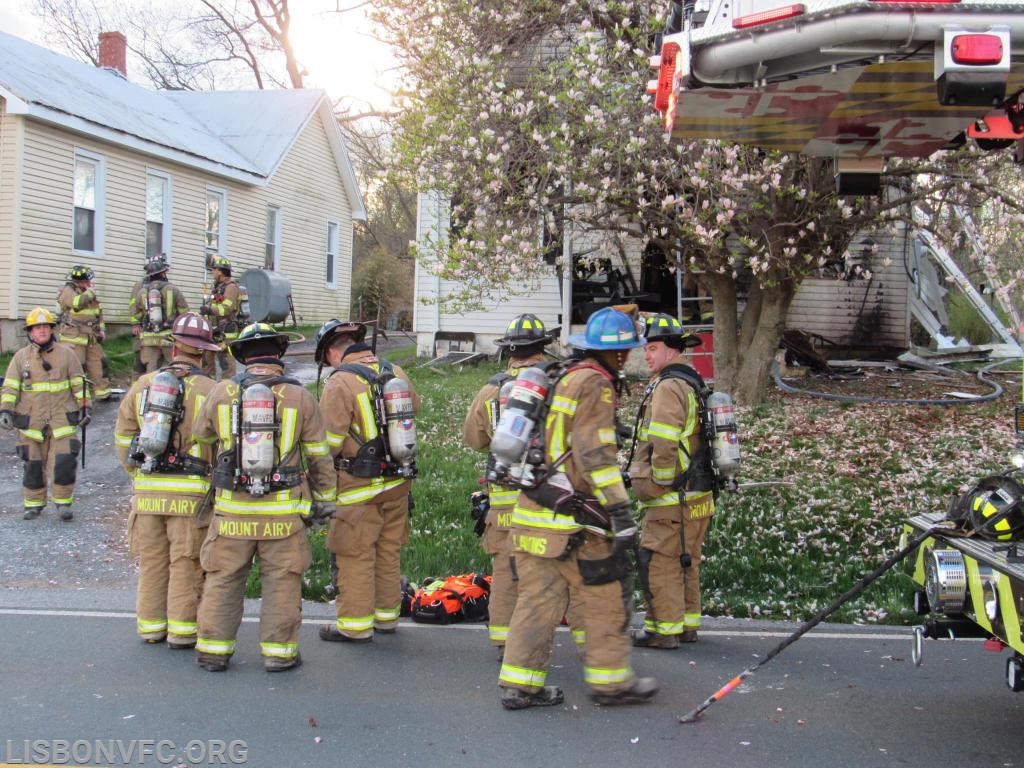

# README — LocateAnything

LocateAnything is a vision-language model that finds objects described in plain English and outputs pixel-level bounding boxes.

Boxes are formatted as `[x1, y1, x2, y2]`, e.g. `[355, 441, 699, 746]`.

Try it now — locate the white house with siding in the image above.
[0, 30, 366, 352]
[415, 190, 914, 361]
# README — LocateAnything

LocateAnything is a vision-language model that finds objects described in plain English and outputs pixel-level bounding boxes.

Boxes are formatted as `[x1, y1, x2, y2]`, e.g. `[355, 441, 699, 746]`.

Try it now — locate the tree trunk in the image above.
[735, 282, 796, 404]
[708, 276, 796, 404]
[708, 273, 738, 389]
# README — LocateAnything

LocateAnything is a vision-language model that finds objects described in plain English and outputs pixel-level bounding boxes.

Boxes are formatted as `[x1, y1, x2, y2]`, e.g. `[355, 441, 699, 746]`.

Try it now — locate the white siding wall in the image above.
[786, 228, 911, 347]
[0, 99, 20, 344]
[9, 111, 354, 352]
[253, 111, 353, 323]
[414, 191, 563, 356]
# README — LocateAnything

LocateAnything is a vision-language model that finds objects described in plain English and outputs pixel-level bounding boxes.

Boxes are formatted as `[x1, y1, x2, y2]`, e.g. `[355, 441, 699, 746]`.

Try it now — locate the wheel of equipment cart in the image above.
[911, 626, 925, 667]
[1005, 656, 1024, 692]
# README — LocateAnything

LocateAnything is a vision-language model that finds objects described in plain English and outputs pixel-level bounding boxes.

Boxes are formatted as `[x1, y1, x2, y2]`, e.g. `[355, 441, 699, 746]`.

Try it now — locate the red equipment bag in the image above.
[409, 573, 492, 624]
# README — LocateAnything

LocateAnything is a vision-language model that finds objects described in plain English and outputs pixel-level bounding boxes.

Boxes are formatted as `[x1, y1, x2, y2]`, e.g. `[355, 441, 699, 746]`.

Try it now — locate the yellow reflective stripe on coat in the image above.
[584, 666, 633, 686]
[278, 407, 298, 456]
[196, 638, 236, 656]
[312, 489, 335, 503]
[326, 429, 347, 448]
[356, 391, 377, 440]
[646, 421, 681, 441]
[22, 379, 78, 393]
[651, 463, 677, 483]
[303, 438, 329, 457]
[547, 411, 567, 461]
[510, 503, 581, 532]
[260, 641, 298, 659]
[489, 625, 509, 643]
[215, 490, 311, 516]
[336, 477, 405, 505]
[590, 466, 621, 489]
[133, 474, 210, 494]
[52, 425, 78, 439]
[1, 393, 17, 405]
[216, 403, 234, 450]
[19, 428, 45, 441]
[641, 489, 714, 511]
[489, 489, 519, 505]
[60, 335, 89, 346]
[550, 394, 576, 417]
[499, 663, 547, 688]
[4, 379, 21, 391]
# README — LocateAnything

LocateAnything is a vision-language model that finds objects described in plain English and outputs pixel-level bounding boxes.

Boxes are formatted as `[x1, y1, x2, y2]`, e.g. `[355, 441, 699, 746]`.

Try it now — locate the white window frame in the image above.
[265, 205, 282, 271]
[72, 149, 105, 256]
[145, 170, 172, 259]
[205, 187, 228, 257]
[326, 220, 339, 289]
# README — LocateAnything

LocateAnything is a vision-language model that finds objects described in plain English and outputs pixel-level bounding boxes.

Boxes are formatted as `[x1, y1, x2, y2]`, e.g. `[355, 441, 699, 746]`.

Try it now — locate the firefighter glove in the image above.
[78, 408, 91, 428]
[311, 501, 336, 523]
[0, 411, 13, 431]
[200, 305, 213, 316]
[607, 502, 638, 555]
[80, 289, 95, 303]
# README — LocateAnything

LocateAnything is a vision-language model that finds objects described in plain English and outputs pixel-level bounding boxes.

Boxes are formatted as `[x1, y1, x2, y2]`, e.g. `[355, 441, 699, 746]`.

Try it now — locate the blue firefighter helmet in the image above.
[567, 308, 645, 351]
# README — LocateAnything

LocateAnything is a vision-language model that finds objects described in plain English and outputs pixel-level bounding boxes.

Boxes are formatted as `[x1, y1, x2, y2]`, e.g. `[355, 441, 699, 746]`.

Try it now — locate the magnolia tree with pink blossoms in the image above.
[375, 0, 1024, 403]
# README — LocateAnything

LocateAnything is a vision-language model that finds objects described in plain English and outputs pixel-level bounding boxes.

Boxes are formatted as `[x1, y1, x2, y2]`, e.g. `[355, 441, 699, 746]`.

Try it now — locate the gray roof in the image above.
[0, 30, 365, 217]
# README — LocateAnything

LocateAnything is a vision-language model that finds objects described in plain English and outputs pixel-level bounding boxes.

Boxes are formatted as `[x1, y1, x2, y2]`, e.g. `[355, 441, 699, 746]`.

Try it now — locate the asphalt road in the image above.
[1, 597, 1022, 768]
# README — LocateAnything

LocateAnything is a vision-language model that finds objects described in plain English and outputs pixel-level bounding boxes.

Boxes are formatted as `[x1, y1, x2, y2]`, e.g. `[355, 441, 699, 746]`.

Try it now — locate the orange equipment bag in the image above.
[409, 573, 492, 624]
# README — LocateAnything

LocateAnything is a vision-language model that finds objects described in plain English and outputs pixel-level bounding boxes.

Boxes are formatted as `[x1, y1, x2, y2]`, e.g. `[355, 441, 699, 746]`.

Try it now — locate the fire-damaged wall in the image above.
[785, 224, 910, 350]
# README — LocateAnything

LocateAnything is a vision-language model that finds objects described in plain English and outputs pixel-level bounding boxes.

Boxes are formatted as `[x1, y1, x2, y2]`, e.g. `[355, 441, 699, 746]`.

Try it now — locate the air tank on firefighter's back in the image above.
[239, 269, 292, 324]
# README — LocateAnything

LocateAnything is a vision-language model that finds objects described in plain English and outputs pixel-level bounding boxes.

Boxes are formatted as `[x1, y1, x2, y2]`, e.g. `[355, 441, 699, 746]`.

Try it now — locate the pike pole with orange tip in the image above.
[678, 526, 941, 724]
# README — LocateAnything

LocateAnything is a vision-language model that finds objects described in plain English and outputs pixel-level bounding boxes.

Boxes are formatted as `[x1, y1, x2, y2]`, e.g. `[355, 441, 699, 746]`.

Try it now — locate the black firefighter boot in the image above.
[500, 686, 564, 710]
[57, 504, 73, 521]
[22, 506, 43, 520]
[591, 677, 660, 706]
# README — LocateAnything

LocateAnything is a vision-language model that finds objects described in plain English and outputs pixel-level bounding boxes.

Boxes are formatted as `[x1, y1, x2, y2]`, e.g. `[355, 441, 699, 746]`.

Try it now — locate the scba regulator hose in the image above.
[772, 357, 1018, 406]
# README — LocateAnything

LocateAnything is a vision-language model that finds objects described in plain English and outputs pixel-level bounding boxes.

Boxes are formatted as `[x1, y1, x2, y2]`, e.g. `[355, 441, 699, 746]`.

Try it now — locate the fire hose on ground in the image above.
[678, 525, 941, 723]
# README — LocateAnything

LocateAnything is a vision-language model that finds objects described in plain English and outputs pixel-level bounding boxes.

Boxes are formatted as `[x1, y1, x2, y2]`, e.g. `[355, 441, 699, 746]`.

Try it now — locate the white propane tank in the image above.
[383, 377, 417, 475]
[138, 370, 182, 468]
[147, 286, 163, 330]
[708, 390, 740, 488]
[241, 383, 276, 494]
[488, 367, 550, 483]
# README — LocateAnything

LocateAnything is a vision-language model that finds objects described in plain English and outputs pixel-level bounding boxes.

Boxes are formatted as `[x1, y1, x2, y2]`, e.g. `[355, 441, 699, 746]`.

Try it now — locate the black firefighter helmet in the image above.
[228, 323, 292, 364]
[947, 475, 1024, 542]
[314, 319, 366, 364]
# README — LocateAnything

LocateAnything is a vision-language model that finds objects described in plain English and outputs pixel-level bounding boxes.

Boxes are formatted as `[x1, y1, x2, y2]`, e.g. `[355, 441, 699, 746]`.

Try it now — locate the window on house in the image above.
[265, 206, 281, 270]
[73, 151, 104, 254]
[205, 188, 227, 256]
[326, 220, 339, 288]
[146, 171, 171, 258]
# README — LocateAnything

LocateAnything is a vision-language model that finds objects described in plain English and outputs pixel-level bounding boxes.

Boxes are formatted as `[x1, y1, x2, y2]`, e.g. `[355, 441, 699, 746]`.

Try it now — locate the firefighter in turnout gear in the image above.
[314, 319, 422, 643]
[629, 314, 714, 648]
[201, 256, 242, 380]
[499, 308, 658, 709]
[128, 256, 189, 378]
[463, 314, 553, 650]
[114, 313, 220, 647]
[56, 264, 111, 401]
[191, 323, 336, 672]
[0, 308, 87, 520]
